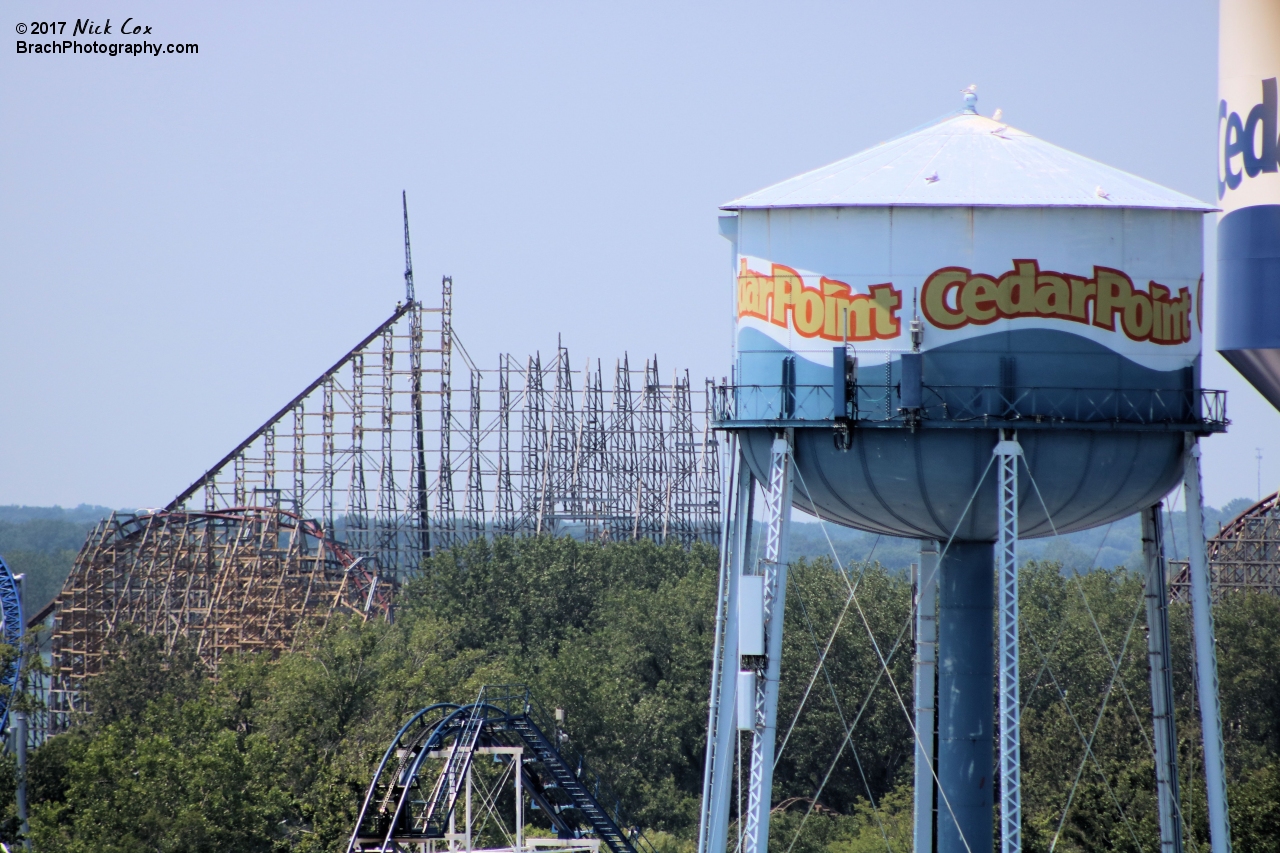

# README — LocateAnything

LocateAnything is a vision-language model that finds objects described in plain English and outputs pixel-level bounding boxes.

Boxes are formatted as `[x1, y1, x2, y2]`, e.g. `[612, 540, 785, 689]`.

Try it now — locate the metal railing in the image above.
[712, 383, 1228, 431]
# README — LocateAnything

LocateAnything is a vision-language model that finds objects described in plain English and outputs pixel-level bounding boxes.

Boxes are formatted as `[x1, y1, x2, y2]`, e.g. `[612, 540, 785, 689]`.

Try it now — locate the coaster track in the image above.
[348, 686, 654, 853]
[0, 555, 25, 740]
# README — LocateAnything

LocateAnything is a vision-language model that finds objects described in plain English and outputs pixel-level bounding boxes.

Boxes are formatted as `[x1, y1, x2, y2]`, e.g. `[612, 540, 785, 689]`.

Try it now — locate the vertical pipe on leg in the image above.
[700, 449, 753, 853]
[744, 433, 794, 853]
[995, 435, 1021, 853]
[1183, 437, 1232, 853]
[914, 542, 939, 853]
[1141, 502, 1184, 853]
[937, 542, 994, 853]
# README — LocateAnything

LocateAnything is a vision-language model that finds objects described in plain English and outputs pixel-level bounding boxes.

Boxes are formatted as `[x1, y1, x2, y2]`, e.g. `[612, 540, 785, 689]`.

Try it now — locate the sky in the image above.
[0, 0, 1273, 510]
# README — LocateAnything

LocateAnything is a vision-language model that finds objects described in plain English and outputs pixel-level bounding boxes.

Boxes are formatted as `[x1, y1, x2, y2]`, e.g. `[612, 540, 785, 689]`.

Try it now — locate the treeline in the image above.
[0, 536, 1276, 852]
[0, 506, 110, 617]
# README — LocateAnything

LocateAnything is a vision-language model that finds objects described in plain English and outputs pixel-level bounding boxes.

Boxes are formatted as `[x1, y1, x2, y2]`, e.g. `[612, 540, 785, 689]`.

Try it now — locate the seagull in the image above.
[962, 84, 977, 95]
[991, 108, 1003, 122]
[1095, 186, 1112, 200]
[925, 172, 940, 183]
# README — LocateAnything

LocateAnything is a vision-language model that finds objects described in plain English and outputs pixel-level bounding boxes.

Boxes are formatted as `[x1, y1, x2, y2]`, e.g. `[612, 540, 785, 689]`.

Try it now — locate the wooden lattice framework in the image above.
[45, 507, 383, 731]
[1170, 491, 1280, 601]
[38, 228, 722, 732]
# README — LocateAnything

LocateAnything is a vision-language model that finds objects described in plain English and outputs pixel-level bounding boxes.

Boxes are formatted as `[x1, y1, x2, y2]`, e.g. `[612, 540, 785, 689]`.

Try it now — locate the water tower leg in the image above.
[1182, 438, 1232, 853]
[1140, 502, 1184, 853]
[699, 451, 754, 853]
[995, 434, 1022, 853]
[937, 542, 994, 853]
[913, 541, 939, 853]
[743, 433, 794, 853]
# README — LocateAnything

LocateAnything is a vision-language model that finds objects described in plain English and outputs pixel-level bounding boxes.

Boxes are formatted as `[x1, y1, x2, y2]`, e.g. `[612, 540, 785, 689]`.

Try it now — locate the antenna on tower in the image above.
[402, 190, 415, 305]
[1258, 447, 1264, 500]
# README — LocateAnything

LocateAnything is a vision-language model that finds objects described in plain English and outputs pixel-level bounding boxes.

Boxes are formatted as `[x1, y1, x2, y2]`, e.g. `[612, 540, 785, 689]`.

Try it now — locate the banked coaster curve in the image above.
[348, 685, 656, 853]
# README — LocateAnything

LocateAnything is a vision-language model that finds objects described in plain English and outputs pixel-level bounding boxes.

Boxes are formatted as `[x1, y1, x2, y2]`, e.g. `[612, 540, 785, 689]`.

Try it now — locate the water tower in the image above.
[696, 93, 1232, 853]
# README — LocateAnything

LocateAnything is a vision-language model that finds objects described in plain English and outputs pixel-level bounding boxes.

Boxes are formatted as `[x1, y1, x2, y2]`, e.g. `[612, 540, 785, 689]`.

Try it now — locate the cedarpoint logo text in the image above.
[1219, 77, 1278, 198]
[921, 260, 1194, 345]
[736, 260, 901, 343]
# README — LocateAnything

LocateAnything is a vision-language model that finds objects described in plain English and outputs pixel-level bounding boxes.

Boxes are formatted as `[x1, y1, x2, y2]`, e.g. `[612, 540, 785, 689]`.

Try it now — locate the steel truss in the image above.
[742, 433, 793, 853]
[994, 433, 1022, 853]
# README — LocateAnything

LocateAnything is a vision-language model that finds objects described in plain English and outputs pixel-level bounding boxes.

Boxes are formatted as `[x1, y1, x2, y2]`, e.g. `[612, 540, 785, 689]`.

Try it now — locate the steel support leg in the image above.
[515, 746, 524, 853]
[1141, 502, 1184, 853]
[995, 434, 1022, 853]
[699, 446, 754, 853]
[1183, 437, 1232, 853]
[743, 433, 794, 853]
[937, 542, 994, 853]
[914, 541, 939, 853]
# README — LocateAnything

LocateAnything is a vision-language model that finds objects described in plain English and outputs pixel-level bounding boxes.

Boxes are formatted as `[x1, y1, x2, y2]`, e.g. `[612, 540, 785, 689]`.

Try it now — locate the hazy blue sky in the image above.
[1, 0, 1269, 509]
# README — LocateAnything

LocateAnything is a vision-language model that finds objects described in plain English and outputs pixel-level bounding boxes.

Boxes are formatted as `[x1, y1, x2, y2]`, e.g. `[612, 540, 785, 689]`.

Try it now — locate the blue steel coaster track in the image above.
[0, 555, 24, 740]
[348, 686, 655, 853]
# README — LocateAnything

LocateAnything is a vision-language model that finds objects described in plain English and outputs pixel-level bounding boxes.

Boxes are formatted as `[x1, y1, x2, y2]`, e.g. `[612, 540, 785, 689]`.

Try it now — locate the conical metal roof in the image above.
[722, 109, 1215, 211]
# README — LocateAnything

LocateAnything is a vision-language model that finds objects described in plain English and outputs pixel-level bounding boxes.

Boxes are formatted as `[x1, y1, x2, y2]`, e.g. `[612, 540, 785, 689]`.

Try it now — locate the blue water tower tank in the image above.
[1216, 0, 1280, 408]
[714, 94, 1225, 853]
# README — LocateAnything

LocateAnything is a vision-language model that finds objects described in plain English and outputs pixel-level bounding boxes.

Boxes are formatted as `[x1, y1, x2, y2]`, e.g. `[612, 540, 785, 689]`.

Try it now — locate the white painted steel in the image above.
[739, 575, 766, 656]
[723, 112, 1213, 211]
[516, 746, 524, 853]
[995, 435, 1022, 853]
[737, 671, 757, 732]
[733, 205, 1204, 376]
[1183, 438, 1233, 853]
[698, 449, 749, 853]
[701, 448, 742, 845]
[743, 434, 794, 853]
[913, 544, 939, 853]
[1141, 503, 1184, 853]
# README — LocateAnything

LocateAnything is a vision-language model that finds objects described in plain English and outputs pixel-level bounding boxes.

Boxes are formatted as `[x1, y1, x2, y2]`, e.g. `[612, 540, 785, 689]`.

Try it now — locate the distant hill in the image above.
[787, 496, 1257, 574]
[0, 504, 115, 619]
[0, 496, 1261, 621]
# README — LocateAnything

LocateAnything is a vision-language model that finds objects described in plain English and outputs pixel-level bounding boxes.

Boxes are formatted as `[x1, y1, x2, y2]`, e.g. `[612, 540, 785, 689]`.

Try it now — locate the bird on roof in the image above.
[991, 108, 1003, 122]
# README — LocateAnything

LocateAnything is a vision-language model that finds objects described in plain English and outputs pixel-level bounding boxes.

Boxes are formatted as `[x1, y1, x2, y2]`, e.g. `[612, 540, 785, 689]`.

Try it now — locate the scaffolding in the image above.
[156, 278, 720, 579]
[41, 256, 721, 729]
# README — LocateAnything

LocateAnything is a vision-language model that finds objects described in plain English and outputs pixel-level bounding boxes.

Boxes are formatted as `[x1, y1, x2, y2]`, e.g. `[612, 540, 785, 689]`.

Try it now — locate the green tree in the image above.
[29, 696, 288, 853]
[19, 539, 1280, 853]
